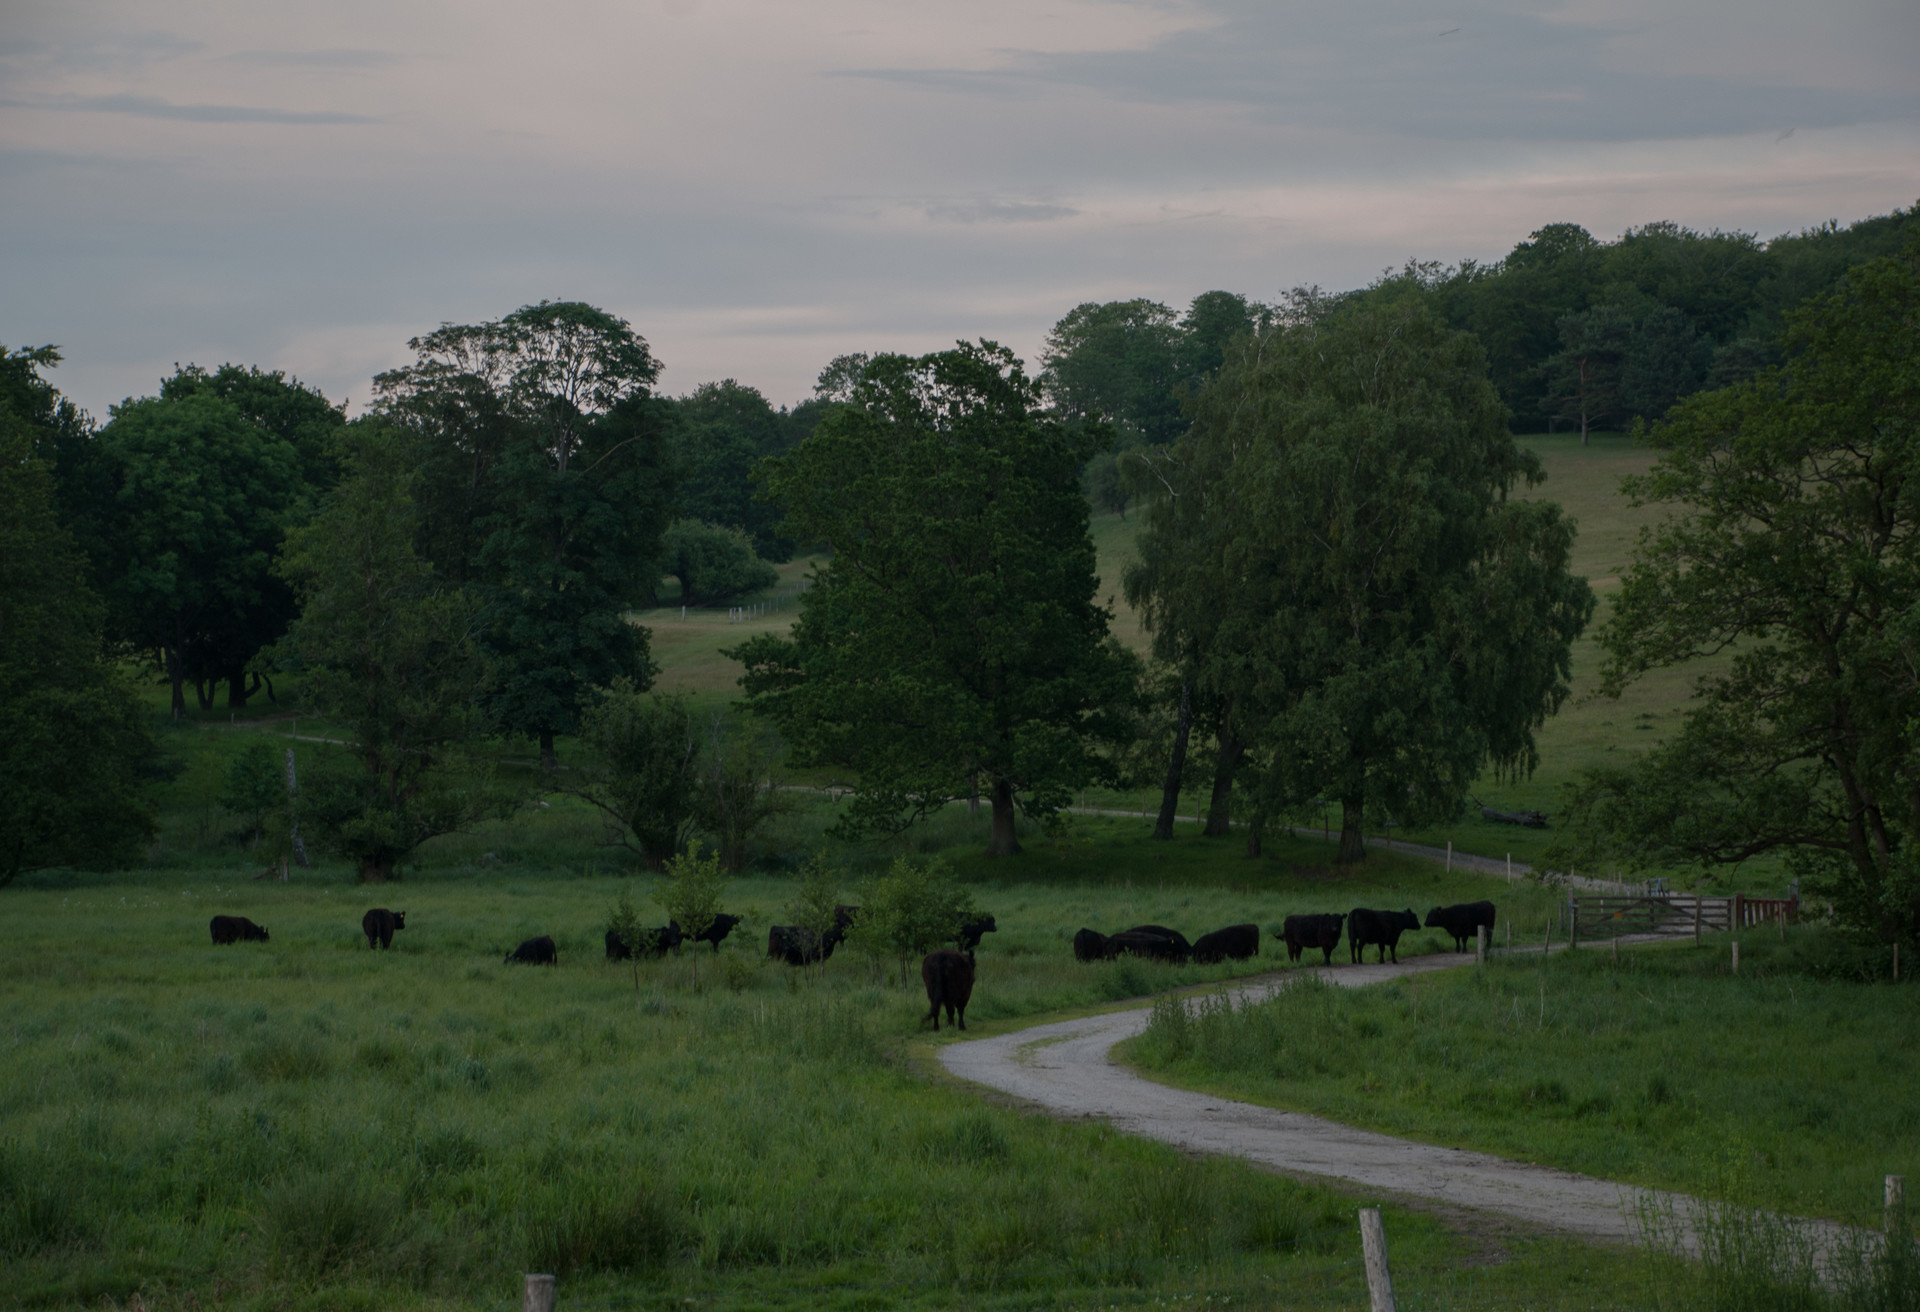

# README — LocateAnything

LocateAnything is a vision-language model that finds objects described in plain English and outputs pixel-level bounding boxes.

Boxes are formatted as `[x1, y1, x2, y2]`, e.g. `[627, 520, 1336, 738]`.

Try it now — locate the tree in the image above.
[160, 363, 344, 499]
[691, 717, 790, 873]
[1543, 305, 1632, 442]
[785, 854, 843, 983]
[1618, 304, 1713, 422]
[0, 411, 160, 887]
[842, 856, 976, 987]
[661, 520, 779, 605]
[219, 741, 287, 847]
[670, 380, 796, 560]
[375, 302, 673, 768]
[732, 342, 1141, 857]
[1554, 244, 1920, 943]
[1132, 296, 1594, 865]
[276, 426, 511, 881]
[565, 680, 700, 871]
[93, 391, 304, 717]
[655, 842, 727, 984]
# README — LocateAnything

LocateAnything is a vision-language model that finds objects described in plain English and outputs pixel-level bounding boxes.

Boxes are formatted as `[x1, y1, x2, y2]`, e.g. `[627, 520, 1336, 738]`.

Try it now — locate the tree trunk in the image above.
[1152, 679, 1194, 840]
[225, 668, 259, 710]
[986, 777, 1022, 858]
[165, 644, 187, 720]
[1244, 809, 1266, 859]
[194, 677, 213, 711]
[539, 728, 557, 771]
[1336, 795, 1367, 866]
[1203, 721, 1243, 837]
[359, 855, 397, 882]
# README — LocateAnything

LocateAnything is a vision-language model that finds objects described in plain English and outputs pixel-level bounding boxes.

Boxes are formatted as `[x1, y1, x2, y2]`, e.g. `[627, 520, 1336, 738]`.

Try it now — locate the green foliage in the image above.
[691, 716, 789, 873]
[668, 379, 798, 560]
[1556, 241, 1920, 942]
[218, 740, 286, 844]
[656, 840, 727, 981]
[0, 406, 159, 886]
[93, 388, 306, 717]
[158, 362, 345, 501]
[373, 301, 674, 762]
[735, 341, 1142, 857]
[843, 855, 977, 985]
[661, 519, 779, 605]
[276, 426, 514, 880]
[567, 679, 699, 871]
[1127, 295, 1594, 862]
[786, 853, 843, 979]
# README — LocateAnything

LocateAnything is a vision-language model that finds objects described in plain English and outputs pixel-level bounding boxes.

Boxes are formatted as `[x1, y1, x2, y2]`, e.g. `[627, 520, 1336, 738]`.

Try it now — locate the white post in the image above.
[1446, 840, 1452, 872]
[1889, 1175, 1907, 1239]
[1476, 924, 1486, 965]
[1732, 941, 1740, 976]
[1507, 852, 1512, 883]
[524, 1274, 555, 1312]
[1358, 1208, 1397, 1312]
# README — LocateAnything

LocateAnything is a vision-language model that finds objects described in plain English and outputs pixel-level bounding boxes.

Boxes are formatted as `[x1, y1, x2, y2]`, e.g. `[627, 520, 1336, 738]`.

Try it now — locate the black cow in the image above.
[1191, 923, 1260, 964]
[1348, 908, 1420, 964]
[1072, 928, 1109, 962]
[955, 913, 997, 956]
[1280, 913, 1344, 965]
[605, 924, 681, 961]
[506, 935, 558, 966]
[674, 913, 742, 953]
[921, 949, 976, 1031]
[768, 924, 842, 967]
[210, 915, 269, 945]
[1425, 901, 1497, 952]
[1104, 930, 1188, 963]
[362, 908, 406, 949]
[1121, 924, 1192, 955]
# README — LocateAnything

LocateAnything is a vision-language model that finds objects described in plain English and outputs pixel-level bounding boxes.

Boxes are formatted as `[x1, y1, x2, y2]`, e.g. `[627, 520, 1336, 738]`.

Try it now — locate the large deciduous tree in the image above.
[94, 391, 304, 717]
[1132, 296, 1594, 865]
[1555, 244, 1920, 943]
[276, 426, 511, 881]
[732, 342, 1141, 857]
[670, 379, 797, 561]
[375, 301, 674, 767]
[0, 391, 160, 886]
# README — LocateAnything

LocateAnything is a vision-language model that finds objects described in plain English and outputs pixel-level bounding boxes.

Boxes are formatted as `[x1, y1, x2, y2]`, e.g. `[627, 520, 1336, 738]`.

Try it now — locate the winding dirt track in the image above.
[939, 951, 1848, 1256]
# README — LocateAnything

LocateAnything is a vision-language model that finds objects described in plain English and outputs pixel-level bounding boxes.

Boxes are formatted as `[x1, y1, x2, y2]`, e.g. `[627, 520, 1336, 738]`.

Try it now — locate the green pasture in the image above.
[1125, 931, 1915, 1225]
[1, 859, 1665, 1311]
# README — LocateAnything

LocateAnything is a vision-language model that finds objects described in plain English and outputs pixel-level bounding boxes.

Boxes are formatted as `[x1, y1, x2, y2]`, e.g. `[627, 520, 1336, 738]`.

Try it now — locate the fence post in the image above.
[1446, 840, 1452, 872]
[524, 1273, 555, 1312]
[1734, 892, 1745, 929]
[1569, 900, 1578, 950]
[1694, 899, 1702, 947]
[1476, 924, 1486, 965]
[1732, 941, 1740, 976]
[1358, 1208, 1397, 1312]
[1507, 852, 1512, 883]
[1890, 1175, 1907, 1239]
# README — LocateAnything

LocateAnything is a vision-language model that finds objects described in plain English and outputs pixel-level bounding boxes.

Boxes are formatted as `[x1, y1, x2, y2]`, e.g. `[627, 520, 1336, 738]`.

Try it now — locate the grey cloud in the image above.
[841, 0, 1917, 142]
[924, 198, 1079, 224]
[19, 94, 375, 125]
[217, 48, 405, 69]
[0, 30, 205, 71]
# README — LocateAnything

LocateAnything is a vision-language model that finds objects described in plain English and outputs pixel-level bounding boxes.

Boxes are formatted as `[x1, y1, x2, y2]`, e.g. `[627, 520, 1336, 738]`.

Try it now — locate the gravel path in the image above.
[939, 952, 1851, 1259]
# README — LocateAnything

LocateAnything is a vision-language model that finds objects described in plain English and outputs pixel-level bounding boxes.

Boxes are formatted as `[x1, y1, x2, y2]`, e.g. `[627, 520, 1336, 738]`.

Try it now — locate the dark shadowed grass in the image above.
[1125, 930, 1916, 1225]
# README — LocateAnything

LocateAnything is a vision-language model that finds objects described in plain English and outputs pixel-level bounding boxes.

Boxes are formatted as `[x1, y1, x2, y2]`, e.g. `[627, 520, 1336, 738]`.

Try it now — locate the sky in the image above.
[3, 0, 1916, 420]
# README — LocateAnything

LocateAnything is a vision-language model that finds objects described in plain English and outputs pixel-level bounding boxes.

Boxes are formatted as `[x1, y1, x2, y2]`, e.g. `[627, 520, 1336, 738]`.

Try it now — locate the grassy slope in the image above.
[1121, 933, 1916, 1224]
[0, 862, 1659, 1311]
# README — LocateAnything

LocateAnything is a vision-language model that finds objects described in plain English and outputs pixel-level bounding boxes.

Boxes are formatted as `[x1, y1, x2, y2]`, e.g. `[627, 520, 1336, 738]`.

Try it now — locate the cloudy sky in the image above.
[3, 0, 1915, 418]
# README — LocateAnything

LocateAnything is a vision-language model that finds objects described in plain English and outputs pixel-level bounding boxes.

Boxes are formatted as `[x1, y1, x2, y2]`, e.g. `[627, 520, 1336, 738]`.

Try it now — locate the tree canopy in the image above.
[733, 341, 1141, 856]
[1129, 296, 1594, 864]
[1555, 241, 1920, 942]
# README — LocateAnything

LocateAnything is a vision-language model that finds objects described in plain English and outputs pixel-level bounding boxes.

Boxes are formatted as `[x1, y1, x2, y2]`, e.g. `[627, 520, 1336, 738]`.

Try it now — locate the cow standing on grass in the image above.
[1280, 913, 1344, 965]
[1348, 908, 1419, 964]
[921, 950, 975, 1031]
[210, 915, 269, 945]
[1191, 923, 1259, 964]
[362, 908, 406, 949]
[506, 936, 558, 965]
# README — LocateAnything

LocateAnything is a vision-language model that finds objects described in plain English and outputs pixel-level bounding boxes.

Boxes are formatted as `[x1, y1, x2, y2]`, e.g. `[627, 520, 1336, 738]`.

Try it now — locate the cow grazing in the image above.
[1348, 908, 1420, 964]
[1191, 923, 1260, 964]
[921, 949, 976, 1031]
[210, 915, 269, 945]
[505, 935, 558, 966]
[767, 924, 842, 967]
[1104, 930, 1188, 963]
[955, 913, 997, 956]
[362, 908, 406, 949]
[1072, 928, 1109, 962]
[605, 924, 681, 961]
[1122, 924, 1192, 955]
[1280, 913, 1344, 965]
[674, 913, 742, 953]
[1425, 901, 1497, 952]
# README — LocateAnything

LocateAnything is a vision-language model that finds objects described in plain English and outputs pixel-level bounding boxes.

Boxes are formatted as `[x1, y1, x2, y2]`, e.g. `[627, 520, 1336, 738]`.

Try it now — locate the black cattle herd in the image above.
[204, 899, 1498, 1034]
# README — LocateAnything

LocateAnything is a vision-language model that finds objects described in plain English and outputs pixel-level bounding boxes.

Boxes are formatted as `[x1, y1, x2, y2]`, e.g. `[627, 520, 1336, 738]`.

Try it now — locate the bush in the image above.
[843, 855, 977, 985]
[662, 520, 778, 605]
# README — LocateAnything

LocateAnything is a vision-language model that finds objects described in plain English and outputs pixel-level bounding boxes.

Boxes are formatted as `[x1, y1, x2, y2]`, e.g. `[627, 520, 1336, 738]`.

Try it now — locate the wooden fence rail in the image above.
[1569, 892, 1798, 944]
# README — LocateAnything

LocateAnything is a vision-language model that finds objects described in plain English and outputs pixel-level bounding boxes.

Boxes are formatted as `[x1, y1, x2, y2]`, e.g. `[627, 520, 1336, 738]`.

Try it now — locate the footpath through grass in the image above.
[1124, 930, 1916, 1226]
[1, 862, 1664, 1311]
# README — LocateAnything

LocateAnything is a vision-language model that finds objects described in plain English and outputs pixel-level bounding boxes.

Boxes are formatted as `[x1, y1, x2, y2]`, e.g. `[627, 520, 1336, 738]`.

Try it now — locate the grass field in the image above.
[3, 854, 1669, 1311]
[1124, 931, 1915, 1225]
